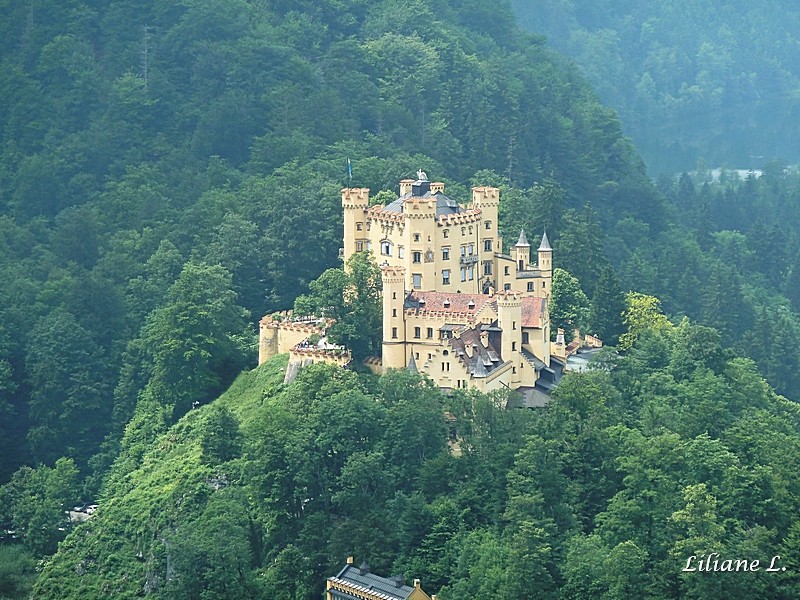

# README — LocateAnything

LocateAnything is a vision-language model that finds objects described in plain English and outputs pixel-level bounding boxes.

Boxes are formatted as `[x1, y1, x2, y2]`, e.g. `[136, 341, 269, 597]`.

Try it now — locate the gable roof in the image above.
[521, 296, 546, 328]
[328, 564, 421, 600]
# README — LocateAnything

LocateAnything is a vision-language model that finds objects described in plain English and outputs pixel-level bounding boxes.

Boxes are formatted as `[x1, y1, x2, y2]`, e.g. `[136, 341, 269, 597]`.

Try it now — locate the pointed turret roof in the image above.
[515, 229, 530, 247]
[408, 354, 418, 373]
[538, 231, 552, 251]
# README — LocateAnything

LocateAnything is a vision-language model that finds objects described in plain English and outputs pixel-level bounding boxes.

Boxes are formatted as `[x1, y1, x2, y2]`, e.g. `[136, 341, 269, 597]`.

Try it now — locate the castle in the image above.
[260, 173, 582, 401]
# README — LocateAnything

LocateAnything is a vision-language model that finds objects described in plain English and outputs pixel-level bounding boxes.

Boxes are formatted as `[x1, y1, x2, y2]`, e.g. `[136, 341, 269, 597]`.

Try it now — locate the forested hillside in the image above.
[0, 0, 655, 488]
[3, 0, 800, 597]
[511, 0, 800, 172]
[30, 331, 800, 598]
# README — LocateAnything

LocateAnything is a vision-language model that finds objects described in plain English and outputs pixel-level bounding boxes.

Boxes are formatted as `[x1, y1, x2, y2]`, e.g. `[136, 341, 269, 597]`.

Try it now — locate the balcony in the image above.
[460, 255, 479, 265]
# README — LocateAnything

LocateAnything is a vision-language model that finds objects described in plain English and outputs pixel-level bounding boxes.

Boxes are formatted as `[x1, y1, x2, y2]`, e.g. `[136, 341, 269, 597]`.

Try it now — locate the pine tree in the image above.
[589, 265, 626, 346]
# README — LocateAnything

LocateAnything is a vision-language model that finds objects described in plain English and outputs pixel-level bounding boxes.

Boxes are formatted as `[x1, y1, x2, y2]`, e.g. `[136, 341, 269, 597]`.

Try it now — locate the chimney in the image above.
[399, 179, 414, 196]
[346, 556, 354, 565]
[480, 331, 489, 347]
[430, 181, 445, 193]
[464, 343, 473, 358]
[414, 579, 421, 589]
[556, 328, 565, 345]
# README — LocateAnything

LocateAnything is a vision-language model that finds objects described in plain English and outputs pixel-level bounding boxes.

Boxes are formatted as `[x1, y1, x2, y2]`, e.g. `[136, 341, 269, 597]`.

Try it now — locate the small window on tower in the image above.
[398, 246, 405, 258]
[414, 327, 421, 338]
[356, 241, 364, 252]
[381, 240, 392, 256]
[527, 282, 534, 291]
[485, 220, 491, 230]
[443, 229, 449, 238]
[392, 327, 398, 339]
[504, 266, 510, 276]
[484, 239, 492, 252]
[413, 233, 421, 242]
[413, 273, 422, 288]
[442, 247, 450, 260]
[413, 251, 422, 264]
[356, 222, 363, 231]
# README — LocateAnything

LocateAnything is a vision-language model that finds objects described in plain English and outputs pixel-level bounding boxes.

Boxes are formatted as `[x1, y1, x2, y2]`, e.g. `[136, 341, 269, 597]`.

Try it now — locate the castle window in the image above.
[442, 269, 451, 285]
[413, 251, 422, 263]
[512, 366, 516, 374]
[356, 241, 364, 251]
[468, 264, 474, 280]
[427, 327, 434, 338]
[468, 243, 474, 255]
[484, 239, 492, 252]
[460, 245, 466, 257]
[542, 281, 546, 288]
[443, 349, 449, 355]
[504, 266, 510, 276]
[381, 240, 393, 256]
[527, 282, 534, 291]
[484, 261, 492, 275]
[414, 327, 421, 338]
[512, 341, 517, 350]
[442, 362, 450, 371]
[513, 321, 516, 330]
[412, 273, 422, 288]
[461, 267, 467, 282]
[398, 246, 405, 258]
[442, 247, 450, 260]
[413, 233, 421, 242]
[356, 222, 363, 231]
[504, 283, 511, 290]
[392, 327, 398, 339]
[443, 229, 449, 238]
[522, 332, 529, 344]
[461, 227, 466, 235]
[469, 225, 473, 234]
[485, 220, 491, 230]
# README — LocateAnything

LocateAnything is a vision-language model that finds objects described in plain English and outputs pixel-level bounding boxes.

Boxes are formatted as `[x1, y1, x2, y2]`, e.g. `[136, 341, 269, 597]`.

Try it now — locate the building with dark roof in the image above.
[326, 558, 434, 600]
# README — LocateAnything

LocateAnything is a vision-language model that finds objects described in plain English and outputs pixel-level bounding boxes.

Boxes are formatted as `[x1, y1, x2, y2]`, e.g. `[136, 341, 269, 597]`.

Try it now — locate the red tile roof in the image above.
[521, 297, 546, 328]
[407, 291, 494, 314]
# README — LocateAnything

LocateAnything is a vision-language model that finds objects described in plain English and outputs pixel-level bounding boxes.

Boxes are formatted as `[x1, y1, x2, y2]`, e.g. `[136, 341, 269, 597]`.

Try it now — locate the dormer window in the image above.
[418, 298, 426, 307]
[443, 299, 451, 308]
[468, 300, 475, 310]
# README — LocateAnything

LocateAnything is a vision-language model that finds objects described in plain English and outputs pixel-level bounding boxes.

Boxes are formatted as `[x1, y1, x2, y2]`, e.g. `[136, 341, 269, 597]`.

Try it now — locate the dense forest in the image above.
[511, 0, 800, 172]
[2, 0, 800, 598]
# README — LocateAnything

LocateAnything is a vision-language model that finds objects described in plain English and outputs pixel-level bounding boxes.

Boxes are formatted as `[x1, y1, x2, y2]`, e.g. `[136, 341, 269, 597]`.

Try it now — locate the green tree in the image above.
[294, 251, 382, 360]
[588, 264, 626, 345]
[549, 268, 590, 339]
[201, 405, 243, 465]
[618, 292, 673, 350]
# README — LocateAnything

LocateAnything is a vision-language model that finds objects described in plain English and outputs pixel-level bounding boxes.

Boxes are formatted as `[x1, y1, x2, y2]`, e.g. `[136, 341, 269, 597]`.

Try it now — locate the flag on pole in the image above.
[347, 158, 352, 184]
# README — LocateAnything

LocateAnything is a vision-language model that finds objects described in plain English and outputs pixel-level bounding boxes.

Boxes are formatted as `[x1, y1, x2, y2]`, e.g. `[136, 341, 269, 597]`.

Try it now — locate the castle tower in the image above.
[381, 265, 407, 370]
[341, 187, 370, 262]
[538, 231, 553, 296]
[496, 290, 523, 386]
[471, 186, 500, 234]
[403, 185, 437, 291]
[514, 229, 530, 272]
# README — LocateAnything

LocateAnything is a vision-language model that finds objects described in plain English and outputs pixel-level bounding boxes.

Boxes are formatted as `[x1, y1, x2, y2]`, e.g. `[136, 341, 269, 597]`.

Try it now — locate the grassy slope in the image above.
[32, 355, 288, 599]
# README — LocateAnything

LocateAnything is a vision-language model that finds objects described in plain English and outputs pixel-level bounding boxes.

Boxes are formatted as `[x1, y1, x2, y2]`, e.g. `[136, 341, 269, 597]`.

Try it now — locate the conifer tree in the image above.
[589, 264, 626, 345]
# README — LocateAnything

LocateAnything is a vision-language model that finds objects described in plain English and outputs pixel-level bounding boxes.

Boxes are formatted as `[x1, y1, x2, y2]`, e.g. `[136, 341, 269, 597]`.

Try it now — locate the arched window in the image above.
[381, 240, 393, 256]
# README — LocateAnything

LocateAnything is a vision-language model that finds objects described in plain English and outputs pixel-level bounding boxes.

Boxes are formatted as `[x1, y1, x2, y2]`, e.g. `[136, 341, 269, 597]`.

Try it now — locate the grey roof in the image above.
[506, 386, 551, 409]
[516, 229, 530, 246]
[408, 354, 418, 373]
[383, 191, 465, 218]
[329, 564, 416, 600]
[538, 231, 552, 251]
